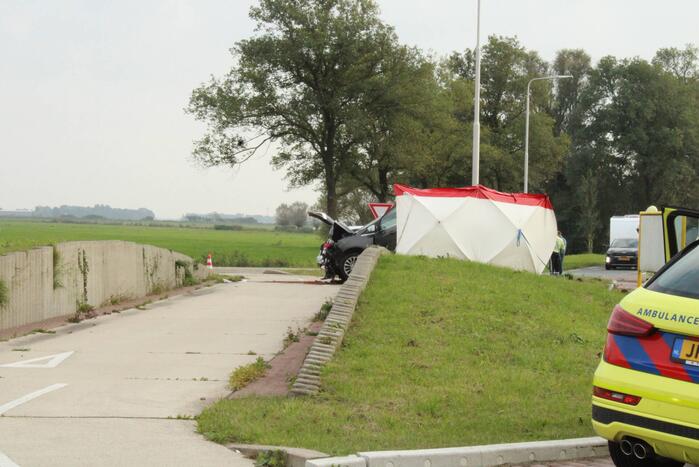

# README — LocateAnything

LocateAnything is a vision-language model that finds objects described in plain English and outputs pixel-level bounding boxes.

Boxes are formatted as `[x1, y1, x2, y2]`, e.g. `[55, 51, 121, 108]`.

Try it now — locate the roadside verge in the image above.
[290, 246, 385, 396]
[197, 254, 619, 457]
[306, 437, 608, 467]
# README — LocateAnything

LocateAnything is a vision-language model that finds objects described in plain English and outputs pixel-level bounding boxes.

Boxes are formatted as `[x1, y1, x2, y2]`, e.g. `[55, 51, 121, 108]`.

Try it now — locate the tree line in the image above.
[188, 0, 699, 253]
[32, 205, 155, 221]
[275, 201, 310, 228]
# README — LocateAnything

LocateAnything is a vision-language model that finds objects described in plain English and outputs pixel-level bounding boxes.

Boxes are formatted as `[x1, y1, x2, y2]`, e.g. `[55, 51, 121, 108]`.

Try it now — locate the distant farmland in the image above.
[0, 220, 320, 267]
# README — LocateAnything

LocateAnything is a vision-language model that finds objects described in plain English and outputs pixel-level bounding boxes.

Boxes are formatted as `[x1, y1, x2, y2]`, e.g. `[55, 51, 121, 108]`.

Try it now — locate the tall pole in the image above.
[524, 81, 532, 194]
[471, 0, 481, 186]
[524, 75, 573, 193]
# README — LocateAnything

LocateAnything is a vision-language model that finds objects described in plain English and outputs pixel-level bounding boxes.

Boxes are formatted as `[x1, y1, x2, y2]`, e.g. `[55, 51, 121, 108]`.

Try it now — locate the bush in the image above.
[313, 298, 333, 321]
[77, 302, 94, 314]
[202, 251, 292, 268]
[283, 326, 303, 348]
[229, 357, 269, 391]
[204, 251, 252, 267]
[214, 224, 243, 231]
[52, 246, 63, 289]
[206, 273, 244, 284]
[0, 279, 8, 308]
[255, 450, 286, 467]
[176, 259, 199, 287]
[69, 301, 95, 322]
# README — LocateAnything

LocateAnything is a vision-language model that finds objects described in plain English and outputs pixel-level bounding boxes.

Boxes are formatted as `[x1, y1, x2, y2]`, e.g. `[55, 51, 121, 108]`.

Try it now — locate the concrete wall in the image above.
[0, 241, 206, 332]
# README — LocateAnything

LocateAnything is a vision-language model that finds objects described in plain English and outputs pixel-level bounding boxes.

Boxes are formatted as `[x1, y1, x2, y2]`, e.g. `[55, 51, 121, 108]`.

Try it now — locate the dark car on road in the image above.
[309, 207, 397, 281]
[605, 238, 638, 270]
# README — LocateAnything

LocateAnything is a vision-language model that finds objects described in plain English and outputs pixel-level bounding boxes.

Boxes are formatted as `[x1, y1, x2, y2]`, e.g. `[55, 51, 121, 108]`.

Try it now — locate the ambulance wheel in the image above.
[338, 252, 359, 282]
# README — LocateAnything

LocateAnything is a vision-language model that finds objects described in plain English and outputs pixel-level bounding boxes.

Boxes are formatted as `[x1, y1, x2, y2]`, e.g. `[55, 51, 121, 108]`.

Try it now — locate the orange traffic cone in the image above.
[206, 254, 213, 269]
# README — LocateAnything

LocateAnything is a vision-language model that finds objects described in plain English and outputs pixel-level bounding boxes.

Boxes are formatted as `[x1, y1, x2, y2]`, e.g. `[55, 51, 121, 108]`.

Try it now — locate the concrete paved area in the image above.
[215, 266, 320, 276]
[0, 274, 339, 467]
[568, 266, 637, 282]
[215, 266, 294, 275]
[568, 266, 640, 290]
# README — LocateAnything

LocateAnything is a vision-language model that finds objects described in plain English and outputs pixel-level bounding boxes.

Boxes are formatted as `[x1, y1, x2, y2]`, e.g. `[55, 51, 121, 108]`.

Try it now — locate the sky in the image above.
[1, 1, 697, 219]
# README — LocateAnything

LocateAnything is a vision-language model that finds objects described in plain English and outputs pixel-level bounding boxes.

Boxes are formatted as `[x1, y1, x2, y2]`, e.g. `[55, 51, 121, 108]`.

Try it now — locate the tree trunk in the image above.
[326, 184, 338, 219]
[322, 117, 339, 219]
[377, 166, 389, 202]
[324, 156, 338, 219]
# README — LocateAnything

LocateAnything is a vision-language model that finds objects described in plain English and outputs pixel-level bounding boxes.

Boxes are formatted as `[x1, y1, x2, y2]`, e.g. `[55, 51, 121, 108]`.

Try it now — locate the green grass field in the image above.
[197, 255, 623, 454]
[0, 220, 320, 267]
[564, 253, 605, 270]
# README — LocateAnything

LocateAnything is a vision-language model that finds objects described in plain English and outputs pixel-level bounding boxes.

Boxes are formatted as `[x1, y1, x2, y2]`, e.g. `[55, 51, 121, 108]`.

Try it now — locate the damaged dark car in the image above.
[308, 208, 397, 281]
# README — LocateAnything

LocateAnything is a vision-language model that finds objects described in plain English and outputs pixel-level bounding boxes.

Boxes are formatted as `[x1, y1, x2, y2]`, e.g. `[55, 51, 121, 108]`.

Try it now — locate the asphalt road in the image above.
[0, 274, 338, 467]
[568, 266, 638, 284]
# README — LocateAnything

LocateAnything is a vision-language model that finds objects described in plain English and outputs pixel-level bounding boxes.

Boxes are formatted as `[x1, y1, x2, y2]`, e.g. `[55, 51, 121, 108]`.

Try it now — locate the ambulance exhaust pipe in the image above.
[620, 439, 634, 456]
[633, 441, 651, 460]
[621, 437, 653, 460]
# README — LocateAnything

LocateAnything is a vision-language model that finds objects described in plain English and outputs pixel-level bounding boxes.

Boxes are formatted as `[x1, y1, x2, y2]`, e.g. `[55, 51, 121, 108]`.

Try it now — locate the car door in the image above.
[662, 206, 699, 261]
[373, 208, 397, 251]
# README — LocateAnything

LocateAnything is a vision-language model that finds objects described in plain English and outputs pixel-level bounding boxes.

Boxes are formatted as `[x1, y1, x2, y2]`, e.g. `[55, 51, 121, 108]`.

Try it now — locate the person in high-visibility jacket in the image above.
[551, 233, 566, 275]
[557, 231, 567, 273]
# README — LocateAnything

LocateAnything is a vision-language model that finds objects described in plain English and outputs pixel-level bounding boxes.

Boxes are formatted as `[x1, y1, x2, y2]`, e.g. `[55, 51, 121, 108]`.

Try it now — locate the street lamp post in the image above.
[524, 75, 573, 193]
[471, 0, 481, 186]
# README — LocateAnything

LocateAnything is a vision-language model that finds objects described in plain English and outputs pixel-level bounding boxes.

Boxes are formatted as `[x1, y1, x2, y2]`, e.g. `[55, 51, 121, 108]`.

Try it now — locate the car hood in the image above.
[307, 211, 334, 226]
[607, 248, 637, 254]
[622, 287, 699, 337]
[307, 211, 354, 236]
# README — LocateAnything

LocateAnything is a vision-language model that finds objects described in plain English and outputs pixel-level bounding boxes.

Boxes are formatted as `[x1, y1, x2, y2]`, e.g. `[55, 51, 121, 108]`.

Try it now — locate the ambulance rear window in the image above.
[647, 244, 699, 299]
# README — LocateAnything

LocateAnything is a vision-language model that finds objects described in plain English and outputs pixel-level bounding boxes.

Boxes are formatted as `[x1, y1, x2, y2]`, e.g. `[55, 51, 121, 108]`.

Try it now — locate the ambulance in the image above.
[593, 207, 699, 466]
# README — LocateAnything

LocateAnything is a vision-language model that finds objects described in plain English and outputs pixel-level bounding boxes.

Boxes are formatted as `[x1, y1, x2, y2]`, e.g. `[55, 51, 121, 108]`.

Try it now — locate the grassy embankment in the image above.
[565, 254, 605, 270]
[198, 254, 622, 454]
[0, 220, 319, 267]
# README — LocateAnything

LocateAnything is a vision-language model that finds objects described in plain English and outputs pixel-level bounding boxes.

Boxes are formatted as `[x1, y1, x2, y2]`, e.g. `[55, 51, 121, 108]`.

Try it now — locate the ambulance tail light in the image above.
[593, 386, 642, 406]
[607, 305, 655, 337]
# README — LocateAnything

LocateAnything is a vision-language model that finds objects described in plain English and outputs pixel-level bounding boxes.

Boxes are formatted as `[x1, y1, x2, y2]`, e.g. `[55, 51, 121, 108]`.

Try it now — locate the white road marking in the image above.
[0, 451, 20, 467]
[0, 383, 67, 415]
[0, 450, 20, 467]
[0, 351, 74, 369]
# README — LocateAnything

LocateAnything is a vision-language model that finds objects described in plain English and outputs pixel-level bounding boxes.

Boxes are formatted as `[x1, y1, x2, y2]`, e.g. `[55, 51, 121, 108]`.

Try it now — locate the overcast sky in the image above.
[1, 1, 697, 219]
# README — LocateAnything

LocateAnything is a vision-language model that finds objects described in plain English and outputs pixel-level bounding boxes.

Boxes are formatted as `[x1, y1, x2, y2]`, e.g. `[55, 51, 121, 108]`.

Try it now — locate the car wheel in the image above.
[608, 441, 684, 467]
[338, 252, 359, 282]
[605, 264, 613, 270]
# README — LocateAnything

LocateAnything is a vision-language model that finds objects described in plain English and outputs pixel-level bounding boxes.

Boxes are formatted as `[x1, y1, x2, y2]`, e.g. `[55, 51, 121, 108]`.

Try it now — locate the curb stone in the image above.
[226, 444, 328, 467]
[290, 247, 386, 396]
[305, 438, 609, 467]
[307, 455, 366, 467]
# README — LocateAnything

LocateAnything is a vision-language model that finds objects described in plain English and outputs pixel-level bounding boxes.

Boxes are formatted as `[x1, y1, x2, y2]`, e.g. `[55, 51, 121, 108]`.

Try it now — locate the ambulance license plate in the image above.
[672, 338, 699, 366]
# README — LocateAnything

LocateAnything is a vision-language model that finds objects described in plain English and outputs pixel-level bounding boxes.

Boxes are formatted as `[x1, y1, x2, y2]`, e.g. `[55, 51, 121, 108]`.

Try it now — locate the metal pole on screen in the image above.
[471, 0, 481, 186]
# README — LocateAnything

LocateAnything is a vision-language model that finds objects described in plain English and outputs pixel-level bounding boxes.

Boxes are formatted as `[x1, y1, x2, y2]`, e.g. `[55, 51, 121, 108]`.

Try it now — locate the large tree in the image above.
[550, 49, 592, 138]
[445, 36, 569, 192]
[551, 49, 699, 252]
[188, 0, 399, 218]
[345, 47, 436, 202]
[398, 66, 473, 188]
[652, 44, 699, 82]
